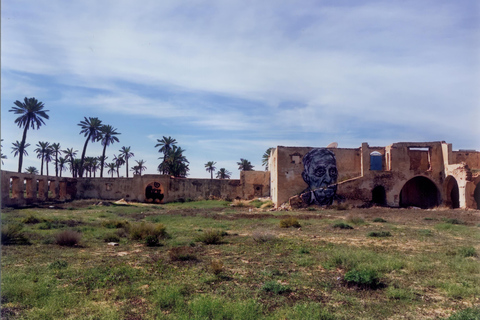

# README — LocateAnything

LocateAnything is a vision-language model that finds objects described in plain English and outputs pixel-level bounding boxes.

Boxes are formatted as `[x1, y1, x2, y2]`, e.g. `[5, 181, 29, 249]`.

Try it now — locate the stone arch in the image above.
[399, 176, 440, 209]
[371, 185, 386, 206]
[474, 182, 480, 210]
[145, 181, 164, 203]
[444, 176, 460, 209]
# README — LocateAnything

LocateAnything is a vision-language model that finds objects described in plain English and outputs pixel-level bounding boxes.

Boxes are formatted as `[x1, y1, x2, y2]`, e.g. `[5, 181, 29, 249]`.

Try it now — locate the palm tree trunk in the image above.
[100, 144, 107, 178]
[18, 125, 29, 173]
[79, 134, 91, 178]
[40, 157, 44, 175]
[126, 159, 129, 178]
[55, 154, 58, 177]
[46, 161, 49, 176]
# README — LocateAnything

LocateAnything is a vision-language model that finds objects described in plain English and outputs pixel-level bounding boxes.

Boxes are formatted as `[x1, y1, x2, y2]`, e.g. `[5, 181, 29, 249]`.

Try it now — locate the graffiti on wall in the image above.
[300, 148, 338, 206]
[145, 181, 164, 203]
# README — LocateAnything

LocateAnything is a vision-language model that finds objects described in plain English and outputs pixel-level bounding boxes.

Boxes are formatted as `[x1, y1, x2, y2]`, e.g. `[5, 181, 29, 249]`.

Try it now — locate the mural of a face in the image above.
[145, 181, 164, 203]
[301, 148, 338, 206]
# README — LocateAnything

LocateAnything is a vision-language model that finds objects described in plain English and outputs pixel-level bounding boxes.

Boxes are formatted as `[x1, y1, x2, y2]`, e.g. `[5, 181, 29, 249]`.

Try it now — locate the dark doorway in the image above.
[370, 152, 382, 171]
[445, 176, 459, 209]
[474, 183, 480, 210]
[372, 186, 386, 206]
[399, 176, 440, 209]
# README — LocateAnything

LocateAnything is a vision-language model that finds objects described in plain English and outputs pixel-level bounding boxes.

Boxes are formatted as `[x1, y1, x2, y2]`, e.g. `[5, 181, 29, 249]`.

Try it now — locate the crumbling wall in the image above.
[454, 151, 480, 170]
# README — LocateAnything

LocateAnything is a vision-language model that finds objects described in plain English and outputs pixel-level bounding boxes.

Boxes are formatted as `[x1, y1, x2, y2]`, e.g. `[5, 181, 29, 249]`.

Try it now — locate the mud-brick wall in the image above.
[163, 177, 244, 202]
[454, 151, 480, 170]
[271, 146, 362, 206]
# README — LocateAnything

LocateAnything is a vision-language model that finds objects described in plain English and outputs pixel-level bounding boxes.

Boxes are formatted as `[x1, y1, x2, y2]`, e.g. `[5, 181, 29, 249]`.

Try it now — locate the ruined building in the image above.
[269, 141, 480, 209]
[2, 141, 480, 210]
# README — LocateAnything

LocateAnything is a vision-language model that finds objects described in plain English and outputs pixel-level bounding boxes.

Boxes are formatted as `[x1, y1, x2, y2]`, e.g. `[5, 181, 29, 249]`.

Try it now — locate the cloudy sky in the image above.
[2, 0, 479, 179]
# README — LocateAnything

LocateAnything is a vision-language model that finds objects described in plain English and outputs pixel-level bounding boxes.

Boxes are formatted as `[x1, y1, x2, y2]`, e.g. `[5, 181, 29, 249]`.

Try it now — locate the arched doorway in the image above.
[445, 176, 459, 209]
[370, 151, 382, 171]
[474, 183, 480, 210]
[399, 176, 440, 209]
[372, 185, 386, 206]
[145, 181, 164, 203]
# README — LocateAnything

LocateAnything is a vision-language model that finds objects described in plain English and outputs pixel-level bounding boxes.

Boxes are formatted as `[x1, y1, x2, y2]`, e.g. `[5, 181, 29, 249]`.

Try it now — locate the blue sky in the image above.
[2, 0, 479, 179]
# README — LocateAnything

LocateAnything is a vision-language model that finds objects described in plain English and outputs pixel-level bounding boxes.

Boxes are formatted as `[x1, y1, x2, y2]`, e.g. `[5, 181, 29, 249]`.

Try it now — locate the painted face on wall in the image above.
[301, 148, 338, 206]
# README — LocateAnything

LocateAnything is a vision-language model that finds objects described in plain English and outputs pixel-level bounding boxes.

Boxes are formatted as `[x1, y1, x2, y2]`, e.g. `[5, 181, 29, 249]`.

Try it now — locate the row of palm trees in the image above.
[5, 97, 275, 178]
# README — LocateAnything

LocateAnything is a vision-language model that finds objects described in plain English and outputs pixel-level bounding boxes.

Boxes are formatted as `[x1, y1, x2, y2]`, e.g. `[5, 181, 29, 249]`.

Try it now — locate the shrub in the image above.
[169, 246, 198, 261]
[299, 247, 310, 254]
[262, 281, 291, 294]
[372, 217, 387, 223]
[49, 260, 68, 270]
[457, 246, 477, 258]
[252, 230, 275, 243]
[129, 222, 167, 240]
[367, 231, 392, 238]
[210, 260, 224, 275]
[346, 215, 365, 225]
[145, 235, 160, 247]
[280, 217, 301, 228]
[102, 219, 129, 229]
[54, 230, 81, 247]
[344, 268, 382, 289]
[332, 222, 353, 229]
[1, 224, 31, 245]
[21, 214, 41, 224]
[195, 229, 224, 245]
[104, 234, 120, 243]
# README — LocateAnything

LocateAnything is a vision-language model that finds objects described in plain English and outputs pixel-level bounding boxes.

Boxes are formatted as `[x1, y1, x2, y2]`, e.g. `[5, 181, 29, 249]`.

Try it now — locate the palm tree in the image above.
[90, 157, 100, 177]
[106, 162, 117, 178]
[9, 97, 49, 173]
[262, 147, 274, 171]
[35, 141, 50, 175]
[57, 157, 67, 177]
[112, 154, 125, 177]
[161, 145, 189, 177]
[72, 159, 81, 177]
[1, 139, 6, 165]
[155, 136, 177, 174]
[11, 141, 30, 160]
[237, 158, 254, 171]
[205, 161, 217, 179]
[62, 148, 78, 177]
[132, 159, 147, 175]
[216, 168, 231, 179]
[119, 146, 134, 178]
[25, 166, 39, 175]
[78, 117, 103, 177]
[50, 143, 62, 177]
[99, 125, 120, 178]
[44, 146, 54, 176]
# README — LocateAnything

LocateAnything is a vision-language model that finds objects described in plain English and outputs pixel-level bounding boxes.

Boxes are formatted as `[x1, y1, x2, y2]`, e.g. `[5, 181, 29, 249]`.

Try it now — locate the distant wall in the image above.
[1, 170, 270, 207]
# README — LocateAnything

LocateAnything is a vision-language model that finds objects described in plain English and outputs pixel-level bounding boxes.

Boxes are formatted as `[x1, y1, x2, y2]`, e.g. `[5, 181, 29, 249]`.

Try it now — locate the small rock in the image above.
[108, 242, 119, 246]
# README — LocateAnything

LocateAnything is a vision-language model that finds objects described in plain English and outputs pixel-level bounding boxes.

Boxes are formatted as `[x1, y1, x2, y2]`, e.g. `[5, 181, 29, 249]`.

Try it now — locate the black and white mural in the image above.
[300, 148, 338, 206]
[145, 181, 164, 203]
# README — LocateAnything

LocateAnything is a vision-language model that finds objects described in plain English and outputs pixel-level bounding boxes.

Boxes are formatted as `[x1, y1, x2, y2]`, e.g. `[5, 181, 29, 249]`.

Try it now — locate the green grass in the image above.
[1, 201, 479, 319]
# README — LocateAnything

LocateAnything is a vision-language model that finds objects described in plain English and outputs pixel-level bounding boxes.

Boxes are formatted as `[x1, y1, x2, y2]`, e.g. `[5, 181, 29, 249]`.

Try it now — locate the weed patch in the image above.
[169, 246, 198, 261]
[262, 281, 291, 294]
[373, 217, 387, 223]
[344, 268, 382, 289]
[54, 230, 81, 246]
[1, 224, 31, 245]
[195, 229, 224, 245]
[332, 222, 353, 229]
[367, 231, 392, 238]
[279, 217, 301, 228]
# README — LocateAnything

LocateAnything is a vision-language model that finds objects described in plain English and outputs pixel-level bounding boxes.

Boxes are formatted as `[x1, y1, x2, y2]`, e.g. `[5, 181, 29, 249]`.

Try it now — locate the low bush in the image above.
[262, 281, 291, 294]
[54, 230, 81, 247]
[1, 224, 31, 245]
[457, 246, 477, 258]
[104, 234, 120, 243]
[372, 217, 387, 223]
[21, 214, 42, 224]
[195, 229, 224, 245]
[280, 217, 301, 228]
[252, 230, 275, 243]
[145, 235, 160, 247]
[129, 222, 167, 241]
[101, 219, 129, 229]
[49, 260, 68, 270]
[344, 268, 382, 289]
[169, 246, 198, 261]
[346, 215, 365, 225]
[332, 222, 353, 229]
[210, 260, 224, 275]
[367, 231, 392, 238]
